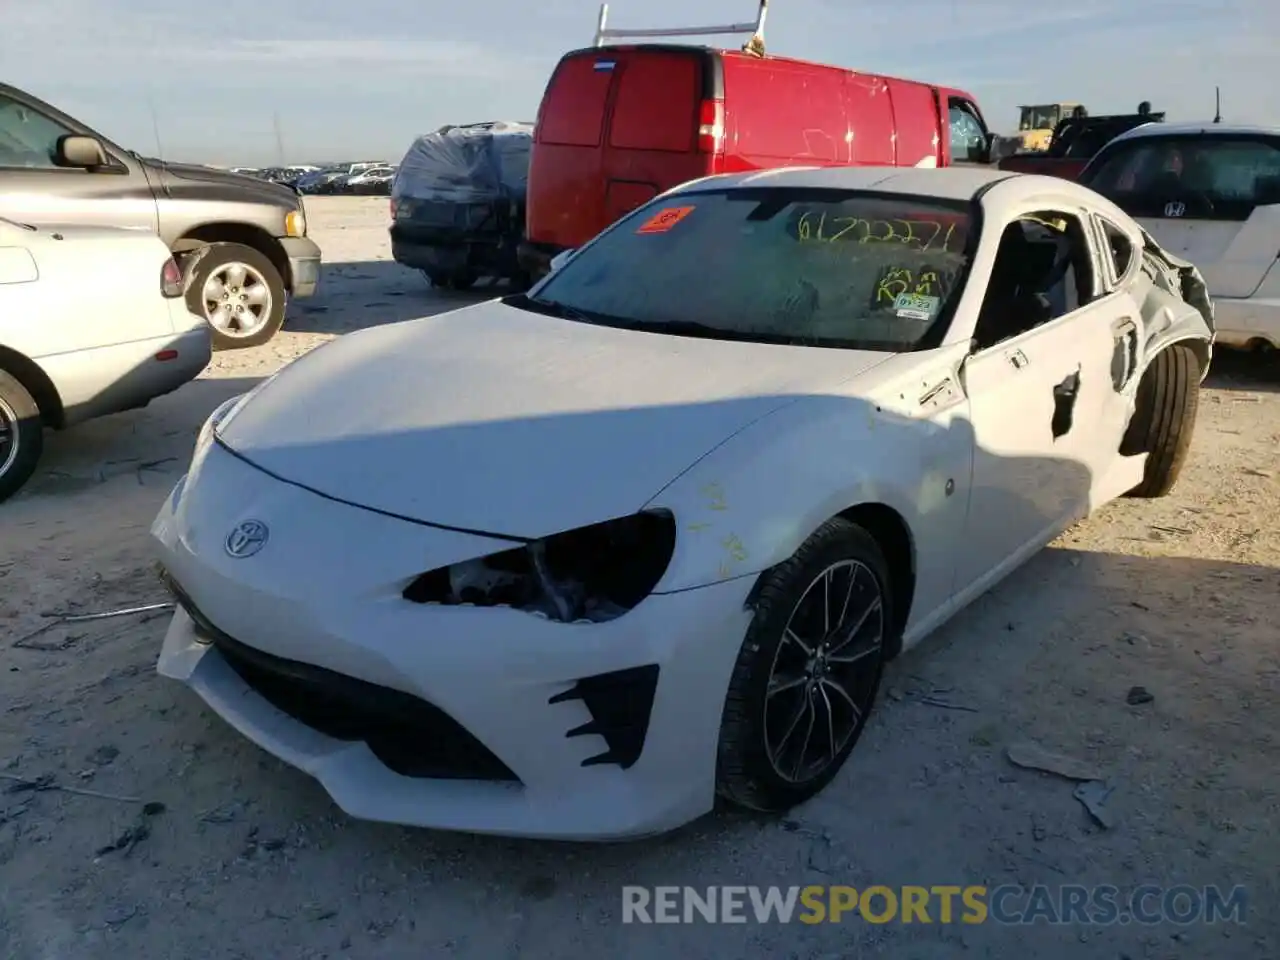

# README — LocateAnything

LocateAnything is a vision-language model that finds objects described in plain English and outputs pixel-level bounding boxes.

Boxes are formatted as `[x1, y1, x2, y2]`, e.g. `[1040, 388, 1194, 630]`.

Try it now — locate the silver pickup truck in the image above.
[0, 83, 321, 350]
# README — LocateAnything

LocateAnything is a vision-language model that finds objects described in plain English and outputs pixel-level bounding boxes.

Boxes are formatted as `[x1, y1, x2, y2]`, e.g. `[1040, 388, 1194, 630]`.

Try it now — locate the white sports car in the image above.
[152, 167, 1213, 840]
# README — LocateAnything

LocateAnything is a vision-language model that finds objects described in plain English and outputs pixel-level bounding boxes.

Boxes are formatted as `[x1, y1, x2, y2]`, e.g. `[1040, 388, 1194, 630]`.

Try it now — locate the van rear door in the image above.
[600, 48, 710, 225]
[526, 52, 616, 252]
[527, 48, 711, 251]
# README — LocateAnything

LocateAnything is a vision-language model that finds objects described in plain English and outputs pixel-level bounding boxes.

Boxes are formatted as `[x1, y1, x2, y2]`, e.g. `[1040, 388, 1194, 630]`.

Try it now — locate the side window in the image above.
[973, 211, 1096, 351]
[948, 100, 988, 164]
[1096, 218, 1134, 285]
[0, 95, 73, 169]
[537, 56, 612, 147]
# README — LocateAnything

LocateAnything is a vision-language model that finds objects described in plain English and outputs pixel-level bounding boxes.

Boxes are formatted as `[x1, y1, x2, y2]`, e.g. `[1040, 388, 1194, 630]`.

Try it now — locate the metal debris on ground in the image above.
[1074, 780, 1118, 829]
[62, 601, 174, 623]
[96, 801, 166, 857]
[0, 771, 142, 804]
[1126, 685, 1155, 705]
[1006, 741, 1105, 782]
[11, 601, 174, 649]
[915, 695, 979, 713]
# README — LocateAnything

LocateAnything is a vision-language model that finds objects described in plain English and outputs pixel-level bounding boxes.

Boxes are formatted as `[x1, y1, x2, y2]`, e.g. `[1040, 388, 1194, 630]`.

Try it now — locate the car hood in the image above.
[216, 300, 892, 538]
[141, 159, 298, 206]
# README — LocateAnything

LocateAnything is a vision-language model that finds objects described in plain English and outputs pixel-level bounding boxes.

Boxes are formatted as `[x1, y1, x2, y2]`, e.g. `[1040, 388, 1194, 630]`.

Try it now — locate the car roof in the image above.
[678, 165, 1018, 201]
[1108, 120, 1280, 145]
[669, 165, 1139, 227]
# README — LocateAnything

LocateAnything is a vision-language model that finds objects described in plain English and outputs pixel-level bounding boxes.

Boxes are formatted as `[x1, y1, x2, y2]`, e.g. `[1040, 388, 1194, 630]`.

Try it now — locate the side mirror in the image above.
[979, 132, 998, 164]
[55, 135, 108, 169]
[549, 249, 575, 272]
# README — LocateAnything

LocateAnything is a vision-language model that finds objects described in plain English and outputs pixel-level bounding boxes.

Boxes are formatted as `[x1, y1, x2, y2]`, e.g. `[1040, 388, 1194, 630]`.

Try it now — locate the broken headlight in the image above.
[402, 511, 676, 624]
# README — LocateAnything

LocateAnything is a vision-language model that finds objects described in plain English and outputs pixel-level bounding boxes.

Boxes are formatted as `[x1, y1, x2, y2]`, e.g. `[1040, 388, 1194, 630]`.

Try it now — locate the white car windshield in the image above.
[519, 188, 975, 351]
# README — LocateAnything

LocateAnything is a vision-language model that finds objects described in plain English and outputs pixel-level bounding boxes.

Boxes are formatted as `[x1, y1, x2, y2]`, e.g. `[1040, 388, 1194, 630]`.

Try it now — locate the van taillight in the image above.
[161, 257, 183, 298]
[697, 99, 724, 154]
[389, 198, 398, 219]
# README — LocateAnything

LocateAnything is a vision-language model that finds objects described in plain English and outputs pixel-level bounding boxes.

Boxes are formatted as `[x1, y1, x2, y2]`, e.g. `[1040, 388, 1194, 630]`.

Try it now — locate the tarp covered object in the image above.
[392, 122, 533, 204]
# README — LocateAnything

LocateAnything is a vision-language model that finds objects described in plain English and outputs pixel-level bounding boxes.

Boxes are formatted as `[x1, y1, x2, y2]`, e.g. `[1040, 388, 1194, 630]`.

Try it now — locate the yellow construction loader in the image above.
[1016, 103, 1086, 152]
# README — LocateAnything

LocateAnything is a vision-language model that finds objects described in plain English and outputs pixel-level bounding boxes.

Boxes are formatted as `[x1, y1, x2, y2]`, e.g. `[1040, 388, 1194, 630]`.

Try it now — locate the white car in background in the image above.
[152, 168, 1212, 840]
[0, 217, 211, 501]
[1080, 121, 1280, 350]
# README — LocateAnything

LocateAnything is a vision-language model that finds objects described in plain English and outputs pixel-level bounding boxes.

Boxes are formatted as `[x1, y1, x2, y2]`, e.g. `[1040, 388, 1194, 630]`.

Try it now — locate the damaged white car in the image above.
[152, 167, 1213, 840]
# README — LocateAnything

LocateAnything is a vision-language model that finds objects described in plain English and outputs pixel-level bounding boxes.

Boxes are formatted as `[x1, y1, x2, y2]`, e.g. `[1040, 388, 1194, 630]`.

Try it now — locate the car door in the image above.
[0, 89, 159, 233]
[1081, 133, 1280, 299]
[952, 209, 1125, 597]
[946, 97, 990, 167]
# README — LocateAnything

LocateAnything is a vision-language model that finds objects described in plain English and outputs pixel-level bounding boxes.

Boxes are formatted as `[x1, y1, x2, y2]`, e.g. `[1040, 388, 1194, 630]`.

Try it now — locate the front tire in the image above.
[0, 370, 44, 503]
[184, 242, 287, 351]
[1122, 344, 1201, 498]
[716, 518, 892, 814]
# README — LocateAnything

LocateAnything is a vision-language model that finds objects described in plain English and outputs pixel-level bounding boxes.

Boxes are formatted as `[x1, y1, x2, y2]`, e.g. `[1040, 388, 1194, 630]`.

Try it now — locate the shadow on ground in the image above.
[11, 377, 262, 502]
[1203, 347, 1278, 395]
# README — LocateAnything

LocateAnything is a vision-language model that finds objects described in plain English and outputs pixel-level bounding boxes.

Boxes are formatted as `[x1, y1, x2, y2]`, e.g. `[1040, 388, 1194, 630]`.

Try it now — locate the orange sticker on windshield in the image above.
[636, 206, 695, 234]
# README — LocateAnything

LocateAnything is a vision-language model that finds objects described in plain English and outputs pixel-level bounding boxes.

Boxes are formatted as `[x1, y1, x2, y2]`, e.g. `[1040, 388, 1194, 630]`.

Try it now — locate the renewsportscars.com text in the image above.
[621, 884, 1248, 926]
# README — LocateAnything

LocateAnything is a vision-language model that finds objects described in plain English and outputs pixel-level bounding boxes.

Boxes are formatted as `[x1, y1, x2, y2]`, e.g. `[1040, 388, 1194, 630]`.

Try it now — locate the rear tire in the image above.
[184, 242, 287, 351]
[715, 518, 891, 814]
[1122, 344, 1201, 498]
[0, 370, 44, 504]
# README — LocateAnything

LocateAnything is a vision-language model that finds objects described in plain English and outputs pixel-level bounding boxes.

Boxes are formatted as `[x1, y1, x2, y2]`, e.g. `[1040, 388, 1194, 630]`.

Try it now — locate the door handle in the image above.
[1006, 348, 1029, 370]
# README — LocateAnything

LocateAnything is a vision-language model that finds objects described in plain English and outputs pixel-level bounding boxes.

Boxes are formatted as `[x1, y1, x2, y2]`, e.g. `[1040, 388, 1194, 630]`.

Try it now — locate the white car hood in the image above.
[216, 301, 891, 538]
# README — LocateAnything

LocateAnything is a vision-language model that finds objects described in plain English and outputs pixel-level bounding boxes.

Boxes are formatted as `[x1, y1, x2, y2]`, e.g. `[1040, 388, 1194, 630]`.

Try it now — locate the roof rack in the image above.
[593, 1, 770, 55]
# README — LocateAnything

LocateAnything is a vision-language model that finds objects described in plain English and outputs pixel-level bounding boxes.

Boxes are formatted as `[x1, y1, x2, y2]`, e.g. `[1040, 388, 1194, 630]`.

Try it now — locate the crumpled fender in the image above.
[1135, 228, 1215, 381]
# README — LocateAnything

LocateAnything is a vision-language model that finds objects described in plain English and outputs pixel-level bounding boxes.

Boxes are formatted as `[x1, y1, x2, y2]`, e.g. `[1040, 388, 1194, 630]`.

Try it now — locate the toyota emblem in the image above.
[225, 519, 269, 558]
[1164, 201, 1186, 218]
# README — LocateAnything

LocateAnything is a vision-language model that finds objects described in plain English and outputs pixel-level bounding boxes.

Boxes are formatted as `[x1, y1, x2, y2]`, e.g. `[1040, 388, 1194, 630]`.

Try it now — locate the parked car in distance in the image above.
[1078, 121, 1280, 350]
[294, 168, 347, 194]
[0, 83, 321, 351]
[345, 166, 396, 195]
[0, 216, 210, 501]
[518, 1, 995, 279]
[999, 103, 1164, 180]
[152, 167, 1211, 840]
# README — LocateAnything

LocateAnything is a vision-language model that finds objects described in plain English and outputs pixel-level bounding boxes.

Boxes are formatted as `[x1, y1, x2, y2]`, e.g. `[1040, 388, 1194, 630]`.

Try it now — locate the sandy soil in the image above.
[2, 197, 1278, 960]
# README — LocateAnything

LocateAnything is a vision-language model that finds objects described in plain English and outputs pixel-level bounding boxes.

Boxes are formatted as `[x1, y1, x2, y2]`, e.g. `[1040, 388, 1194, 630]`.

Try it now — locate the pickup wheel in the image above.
[1122, 344, 1201, 498]
[0, 370, 44, 504]
[184, 242, 287, 350]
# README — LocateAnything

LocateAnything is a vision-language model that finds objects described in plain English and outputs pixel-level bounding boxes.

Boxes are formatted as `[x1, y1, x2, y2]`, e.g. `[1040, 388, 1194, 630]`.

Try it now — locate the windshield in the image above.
[521, 188, 974, 351]
[1020, 106, 1061, 131]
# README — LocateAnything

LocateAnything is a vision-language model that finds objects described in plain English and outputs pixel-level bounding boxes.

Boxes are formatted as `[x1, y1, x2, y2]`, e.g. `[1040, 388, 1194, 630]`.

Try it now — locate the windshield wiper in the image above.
[508, 293, 610, 325]
[0, 215, 35, 231]
[615, 319, 805, 345]
[536, 298, 598, 323]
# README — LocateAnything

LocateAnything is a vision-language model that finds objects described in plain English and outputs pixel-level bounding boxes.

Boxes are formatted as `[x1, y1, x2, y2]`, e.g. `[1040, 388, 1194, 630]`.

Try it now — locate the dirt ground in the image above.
[2, 197, 1277, 960]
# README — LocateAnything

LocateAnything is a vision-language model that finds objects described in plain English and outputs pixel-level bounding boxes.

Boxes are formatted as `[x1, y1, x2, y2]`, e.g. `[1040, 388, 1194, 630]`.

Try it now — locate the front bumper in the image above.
[151, 441, 754, 840]
[44, 324, 211, 427]
[279, 236, 321, 297]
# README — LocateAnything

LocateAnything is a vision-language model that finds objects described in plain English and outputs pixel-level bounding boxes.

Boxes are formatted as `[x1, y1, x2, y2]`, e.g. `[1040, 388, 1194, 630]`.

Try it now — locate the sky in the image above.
[2, 0, 1276, 166]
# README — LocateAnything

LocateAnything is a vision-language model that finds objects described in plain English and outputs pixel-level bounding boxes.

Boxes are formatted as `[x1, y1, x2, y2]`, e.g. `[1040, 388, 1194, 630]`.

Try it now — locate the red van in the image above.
[518, 4, 993, 277]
